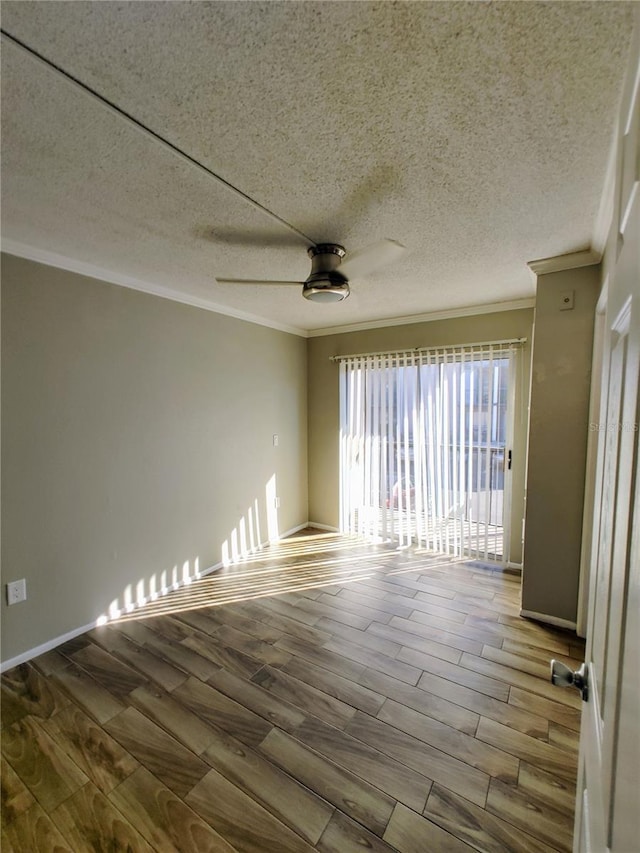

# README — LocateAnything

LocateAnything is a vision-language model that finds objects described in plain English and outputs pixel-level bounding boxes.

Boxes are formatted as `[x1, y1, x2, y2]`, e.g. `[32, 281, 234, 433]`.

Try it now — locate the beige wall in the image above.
[307, 309, 534, 564]
[522, 264, 600, 623]
[1, 254, 308, 664]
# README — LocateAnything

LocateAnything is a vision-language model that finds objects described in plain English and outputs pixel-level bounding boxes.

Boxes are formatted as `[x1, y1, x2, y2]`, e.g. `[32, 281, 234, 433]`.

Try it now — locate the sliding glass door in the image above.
[339, 342, 520, 563]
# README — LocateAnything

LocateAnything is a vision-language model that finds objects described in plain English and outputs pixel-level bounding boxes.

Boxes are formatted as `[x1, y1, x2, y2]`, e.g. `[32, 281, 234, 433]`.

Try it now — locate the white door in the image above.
[570, 20, 639, 852]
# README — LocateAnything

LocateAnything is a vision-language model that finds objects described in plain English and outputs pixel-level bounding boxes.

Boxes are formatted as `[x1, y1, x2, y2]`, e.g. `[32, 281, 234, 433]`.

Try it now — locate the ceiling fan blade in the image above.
[340, 238, 407, 279]
[216, 278, 303, 286]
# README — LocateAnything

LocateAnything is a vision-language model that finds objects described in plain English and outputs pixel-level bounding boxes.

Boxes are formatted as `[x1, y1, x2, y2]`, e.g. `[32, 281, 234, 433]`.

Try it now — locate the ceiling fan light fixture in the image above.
[302, 280, 351, 302]
[303, 244, 349, 302]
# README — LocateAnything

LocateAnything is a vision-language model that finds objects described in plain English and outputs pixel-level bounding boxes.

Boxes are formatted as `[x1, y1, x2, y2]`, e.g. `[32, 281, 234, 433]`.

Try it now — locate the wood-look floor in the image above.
[1, 531, 585, 853]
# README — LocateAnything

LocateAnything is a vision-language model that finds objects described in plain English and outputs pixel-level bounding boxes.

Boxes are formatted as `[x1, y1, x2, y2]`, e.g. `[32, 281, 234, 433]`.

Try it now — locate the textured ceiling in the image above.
[1, 1, 634, 335]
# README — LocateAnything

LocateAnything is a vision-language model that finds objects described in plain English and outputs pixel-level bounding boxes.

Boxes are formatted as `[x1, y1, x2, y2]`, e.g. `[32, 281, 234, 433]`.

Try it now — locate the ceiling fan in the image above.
[216, 238, 407, 303]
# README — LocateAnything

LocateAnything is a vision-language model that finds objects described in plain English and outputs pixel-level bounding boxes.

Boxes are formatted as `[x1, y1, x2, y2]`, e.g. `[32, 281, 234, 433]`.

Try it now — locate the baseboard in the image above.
[506, 561, 523, 573]
[1, 619, 97, 673]
[279, 522, 312, 538]
[519, 609, 577, 631]
[306, 521, 340, 532]
[1, 521, 316, 672]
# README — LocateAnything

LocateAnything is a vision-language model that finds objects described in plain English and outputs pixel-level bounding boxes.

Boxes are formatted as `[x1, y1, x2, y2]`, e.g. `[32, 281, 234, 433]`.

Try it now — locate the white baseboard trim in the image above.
[506, 561, 523, 573]
[1, 521, 318, 671]
[0, 620, 97, 673]
[307, 522, 340, 532]
[278, 522, 312, 538]
[520, 609, 577, 631]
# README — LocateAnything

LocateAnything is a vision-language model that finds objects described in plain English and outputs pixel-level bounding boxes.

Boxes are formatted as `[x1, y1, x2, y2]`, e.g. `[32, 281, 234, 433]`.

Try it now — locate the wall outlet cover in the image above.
[7, 579, 27, 605]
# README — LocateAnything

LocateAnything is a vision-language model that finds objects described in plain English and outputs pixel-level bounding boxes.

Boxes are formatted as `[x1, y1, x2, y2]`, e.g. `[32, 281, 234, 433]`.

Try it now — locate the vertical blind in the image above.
[338, 341, 522, 561]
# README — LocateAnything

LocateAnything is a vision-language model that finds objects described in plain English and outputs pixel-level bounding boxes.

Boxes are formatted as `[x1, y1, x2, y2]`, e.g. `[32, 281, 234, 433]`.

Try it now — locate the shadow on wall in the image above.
[96, 474, 282, 626]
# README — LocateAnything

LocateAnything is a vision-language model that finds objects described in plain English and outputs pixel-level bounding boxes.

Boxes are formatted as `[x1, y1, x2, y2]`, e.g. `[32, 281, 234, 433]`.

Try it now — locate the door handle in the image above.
[550, 659, 589, 702]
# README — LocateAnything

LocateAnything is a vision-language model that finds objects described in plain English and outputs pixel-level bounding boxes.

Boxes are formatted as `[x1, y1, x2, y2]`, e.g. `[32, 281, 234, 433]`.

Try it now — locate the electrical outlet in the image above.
[7, 579, 27, 605]
[273, 434, 279, 447]
[274, 496, 281, 508]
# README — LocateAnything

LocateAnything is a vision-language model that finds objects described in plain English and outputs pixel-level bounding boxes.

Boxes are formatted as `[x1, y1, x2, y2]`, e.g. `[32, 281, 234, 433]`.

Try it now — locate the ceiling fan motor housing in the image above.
[303, 244, 350, 302]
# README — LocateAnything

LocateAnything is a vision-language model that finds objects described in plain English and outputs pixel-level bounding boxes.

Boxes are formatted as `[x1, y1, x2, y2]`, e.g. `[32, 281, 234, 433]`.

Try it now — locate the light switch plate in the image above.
[559, 290, 575, 311]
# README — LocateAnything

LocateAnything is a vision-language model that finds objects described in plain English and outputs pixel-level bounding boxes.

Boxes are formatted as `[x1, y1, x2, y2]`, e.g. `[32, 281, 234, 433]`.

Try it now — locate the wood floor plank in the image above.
[274, 634, 367, 682]
[424, 783, 557, 853]
[201, 725, 333, 845]
[1, 664, 69, 729]
[213, 624, 294, 667]
[1, 754, 35, 825]
[251, 664, 356, 729]
[517, 761, 577, 817]
[459, 651, 582, 708]
[316, 809, 398, 853]
[70, 643, 148, 698]
[232, 601, 332, 646]
[89, 627, 189, 692]
[51, 662, 126, 724]
[1, 801, 73, 853]
[486, 778, 574, 852]
[465, 615, 575, 654]
[141, 631, 222, 681]
[548, 721, 581, 753]
[172, 608, 224, 636]
[383, 802, 475, 853]
[260, 727, 395, 837]
[128, 684, 221, 755]
[1, 717, 89, 813]
[316, 589, 395, 623]
[373, 574, 464, 601]
[368, 619, 468, 661]
[109, 765, 237, 852]
[317, 617, 403, 657]
[337, 586, 415, 619]
[186, 766, 316, 853]
[293, 716, 433, 813]
[357, 668, 479, 735]
[39, 705, 138, 794]
[398, 647, 510, 701]
[323, 636, 422, 686]
[413, 590, 501, 621]
[509, 687, 582, 732]
[377, 699, 519, 783]
[407, 608, 503, 647]
[172, 675, 273, 749]
[139, 614, 195, 642]
[481, 645, 553, 680]
[412, 670, 549, 739]
[252, 595, 322, 627]
[280, 655, 386, 717]
[206, 668, 307, 731]
[501, 638, 572, 662]
[50, 782, 155, 853]
[29, 650, 71, 678]
[209, 604, 282, 643]
[345, 711, 490, 807]
[284, 595, 374, 630]
[104, 707, 209, 798]
[181, 632, 269, 678]
[476, 716, 577, 781]
[211, 605, 284, 643]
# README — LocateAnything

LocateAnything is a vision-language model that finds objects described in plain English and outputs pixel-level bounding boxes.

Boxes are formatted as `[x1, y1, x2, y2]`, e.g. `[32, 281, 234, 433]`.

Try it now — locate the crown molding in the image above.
[1, 239, 308, 338]
[527, 249, 601, 278]
[306, 298, 536, 338]
[2, 240, 537, 341]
